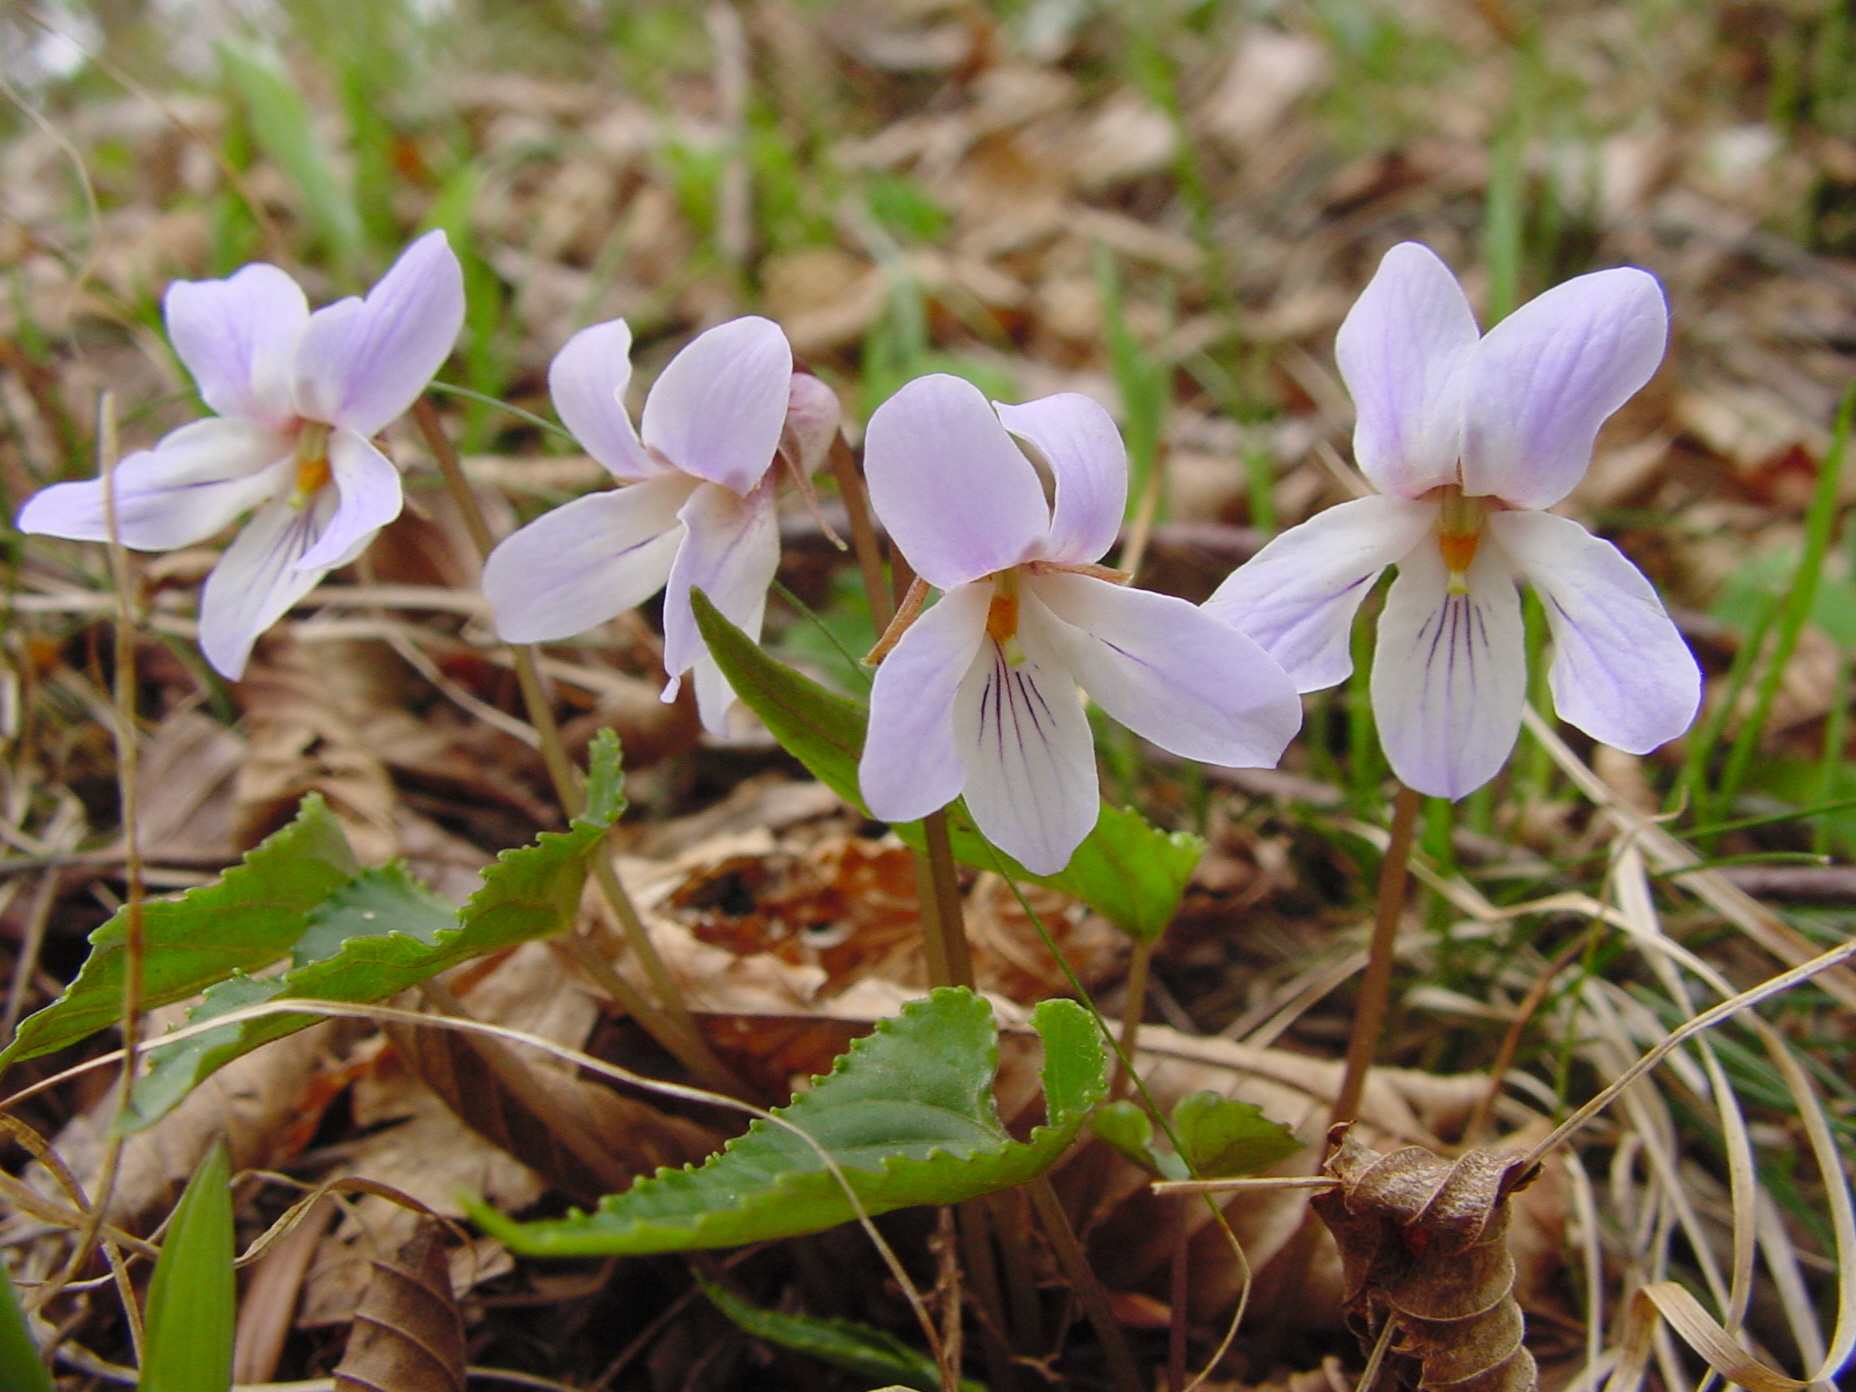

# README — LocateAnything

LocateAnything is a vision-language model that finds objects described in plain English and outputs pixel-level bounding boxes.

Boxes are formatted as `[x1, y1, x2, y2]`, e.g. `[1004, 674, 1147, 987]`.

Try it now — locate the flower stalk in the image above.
[1330, 782, 1422, 1131]
[412, 398, 740, 1097]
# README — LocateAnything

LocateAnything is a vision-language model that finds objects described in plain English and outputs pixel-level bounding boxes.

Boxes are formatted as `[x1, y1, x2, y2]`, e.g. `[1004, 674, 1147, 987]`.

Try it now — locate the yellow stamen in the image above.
[985, 569, 1026, 665]
[1433, 486, 1490, 596]
[291, 423, 332, 506]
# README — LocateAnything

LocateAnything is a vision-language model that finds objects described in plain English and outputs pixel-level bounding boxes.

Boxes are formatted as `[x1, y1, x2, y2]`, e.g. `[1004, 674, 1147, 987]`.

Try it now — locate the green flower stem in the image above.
[1109, 936, 1152, 1102]
[413, 397, 740, 1098]
[1330, 782, 1422, 1131]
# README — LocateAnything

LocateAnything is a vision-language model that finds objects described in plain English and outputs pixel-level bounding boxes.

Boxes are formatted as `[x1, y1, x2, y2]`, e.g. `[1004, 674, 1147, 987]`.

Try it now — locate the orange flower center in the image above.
[291, 422, 332, 506]
[1433, 486, 1490, 594]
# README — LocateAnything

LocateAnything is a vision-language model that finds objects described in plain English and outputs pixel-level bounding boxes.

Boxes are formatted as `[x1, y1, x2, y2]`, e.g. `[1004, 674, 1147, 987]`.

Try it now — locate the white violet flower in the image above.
[18, 230, 465, 679]
[481, 315, 838, 736]
[1204, 241, 1701, 799]
[857, 374, 1302, 876]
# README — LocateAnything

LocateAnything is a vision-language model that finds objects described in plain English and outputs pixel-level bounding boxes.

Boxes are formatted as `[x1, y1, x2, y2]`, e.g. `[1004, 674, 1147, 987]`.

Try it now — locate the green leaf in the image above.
[1088, 1099, 1185, 1180]
[139, 1141, 235, 1392]
[691, 590, 1201, 939]
[123, 732, 628, 1127]
[1, 796, 361, 1066]
[699, 1277, 984, 1392]
[1168, 1091, 1301, 1178]
[473, 988, 1106, 1255]
[217, 43, 366, 276]
[0, 1261, 53, 1392]
[1089, 1093, 1299, 1181]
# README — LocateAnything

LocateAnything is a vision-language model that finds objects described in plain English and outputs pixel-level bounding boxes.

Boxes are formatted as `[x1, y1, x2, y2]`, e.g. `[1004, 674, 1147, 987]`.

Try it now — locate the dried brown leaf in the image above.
[1311, 1125, 1540, 1392]
[333, 1218, 466, 1392]
[385, 1010, 715, 1205]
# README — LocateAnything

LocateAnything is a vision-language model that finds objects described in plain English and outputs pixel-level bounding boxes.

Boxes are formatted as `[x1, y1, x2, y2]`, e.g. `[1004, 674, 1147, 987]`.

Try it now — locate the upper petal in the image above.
[293, 429, 403, 572]
[995, 393, 1126, 565]
[1335, 242, 1480, 499]
[1459, 267, 1667, 509]
[164, 263, 308, 428]
[1203, 494, 1438, 692]
[1025, 572, 1302, 768]
[860, 581, 992, 824]
[954, 633, 1098, 876]
[293, 229, 465, 436]
[1370, 537, 1527, 799]
[197, 489, 341, 678]
[1489, 509, 1700, 753]
[640, 316, 792, 496]
[549, 318, 657, 481]
[17, 417, 291, 550]
[864, 374, 1049, 590]
[482, 472, 698, 643]
[661, 478, 784, 735]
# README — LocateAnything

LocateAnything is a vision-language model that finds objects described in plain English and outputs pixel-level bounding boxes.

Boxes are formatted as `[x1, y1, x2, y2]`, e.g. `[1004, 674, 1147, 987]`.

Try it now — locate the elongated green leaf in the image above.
[140, 1141, 235, 1392]
[691, 590, 1201, 938]
[2, 797, 360, 1065]
[217, 43, 366, 275]
[7, 734, 626, 1131]
[123, 733, 628, 1127]
[474, 988, 1105, 1255]
[699, 1277, 984, 1392]
[0, 1261, 53, 1392]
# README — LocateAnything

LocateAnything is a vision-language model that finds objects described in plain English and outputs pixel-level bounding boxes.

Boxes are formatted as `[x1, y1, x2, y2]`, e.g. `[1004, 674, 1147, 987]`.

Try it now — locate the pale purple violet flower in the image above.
[858, 374, 1302, 875]
[17, 230, 465, 679]
[1205, 241, 1701, 799]
[481, 315, 837, 736]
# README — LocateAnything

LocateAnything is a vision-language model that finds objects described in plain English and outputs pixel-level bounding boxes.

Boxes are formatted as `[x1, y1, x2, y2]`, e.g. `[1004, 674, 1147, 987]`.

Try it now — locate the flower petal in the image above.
[1025, 572, 1302, 768]
[293, 429, 402, 572]
[661, 477, 784, 735]
[954, 634, 1098, 876]
[1489, 509, 1700, 753]
[293, 229, 465, 436]
[482, 472, 698, 643]
[1335, 242, 1480, 500]
[640, 316, 792, 495]
[1459, 267, 1667, 509]
[781, 371, 842, 477]
[197, 490, 341, 678]
[1203, 494, 1438, 692]
[548, 318, 657, 481]
[1370, 536, 1527, 799]
[164, 263, 307, 428]
[864, 375, 1049, 590]
[995, 393, 1126, 565]
[17, 418, 291, 550]
[861, 581, 992, 823]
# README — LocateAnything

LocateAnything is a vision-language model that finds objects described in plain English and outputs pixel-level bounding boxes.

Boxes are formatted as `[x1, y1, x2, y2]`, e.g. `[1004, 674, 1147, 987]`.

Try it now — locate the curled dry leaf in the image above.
[1310, 1124, 1540, 1392]
[333, 1217, 467, 1392]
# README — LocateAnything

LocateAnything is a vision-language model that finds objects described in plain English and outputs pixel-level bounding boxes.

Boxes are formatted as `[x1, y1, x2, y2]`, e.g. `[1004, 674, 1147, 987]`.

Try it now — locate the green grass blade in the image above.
[217, 42, 366, 277]
[0, 1262, 53, 1392]
[139, 1142, 235, 1392]
[1710, 384, 1855, 826]
[699, 1278, 985, 1392]
[472, 989, 1106, 1255]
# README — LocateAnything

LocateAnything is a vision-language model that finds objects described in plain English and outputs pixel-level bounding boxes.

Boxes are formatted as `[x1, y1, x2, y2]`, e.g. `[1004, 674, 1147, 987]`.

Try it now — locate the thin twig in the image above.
[1330, 783, 1421, 1131]
[1109, 936, 1152, 1101]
